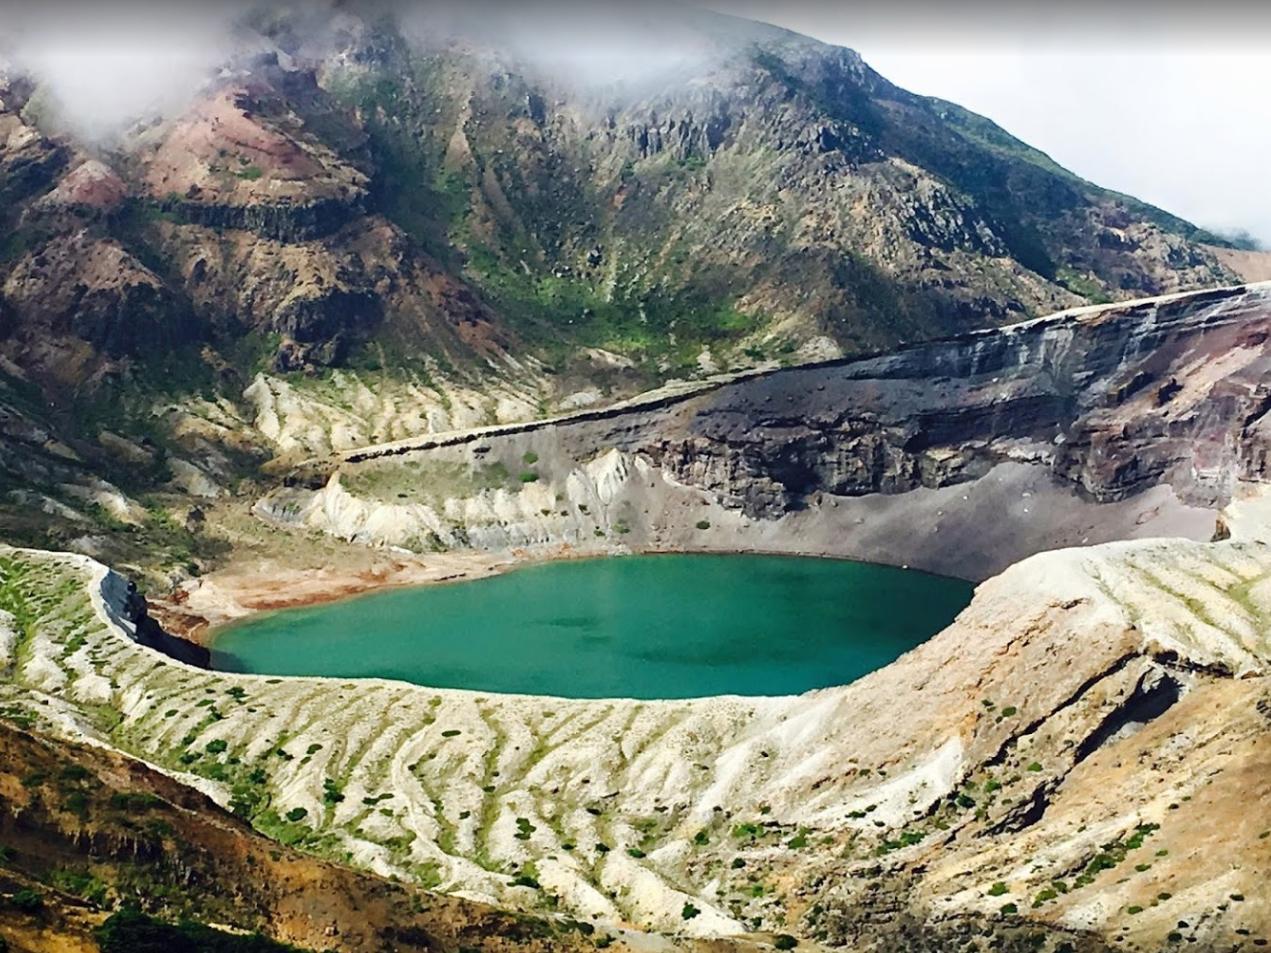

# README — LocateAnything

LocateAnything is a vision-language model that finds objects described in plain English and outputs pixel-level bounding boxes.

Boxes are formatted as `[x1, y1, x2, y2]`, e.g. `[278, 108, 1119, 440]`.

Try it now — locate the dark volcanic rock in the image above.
[161, 194, 363, 243]
[627, 285, 1271, 516]
[121, 578, 210, 668]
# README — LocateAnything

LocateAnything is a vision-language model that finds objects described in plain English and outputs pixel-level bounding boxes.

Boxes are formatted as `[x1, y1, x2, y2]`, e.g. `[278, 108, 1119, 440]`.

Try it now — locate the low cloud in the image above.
[0, 1, 257, 140]
[396, 1, 752, 90]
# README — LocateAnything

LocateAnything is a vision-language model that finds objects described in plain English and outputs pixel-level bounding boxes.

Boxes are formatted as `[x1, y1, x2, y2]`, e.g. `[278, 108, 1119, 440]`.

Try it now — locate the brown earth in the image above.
[0, 720, 770, 953]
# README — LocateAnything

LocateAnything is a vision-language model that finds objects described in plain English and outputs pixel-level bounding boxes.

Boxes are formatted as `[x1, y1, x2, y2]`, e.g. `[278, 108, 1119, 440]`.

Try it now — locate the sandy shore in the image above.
[151, 548, 519, 643]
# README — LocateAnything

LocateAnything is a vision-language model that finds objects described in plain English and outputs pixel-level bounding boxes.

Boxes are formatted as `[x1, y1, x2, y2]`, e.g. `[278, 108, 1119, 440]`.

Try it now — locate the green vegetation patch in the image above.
[96, 907, 308, 952]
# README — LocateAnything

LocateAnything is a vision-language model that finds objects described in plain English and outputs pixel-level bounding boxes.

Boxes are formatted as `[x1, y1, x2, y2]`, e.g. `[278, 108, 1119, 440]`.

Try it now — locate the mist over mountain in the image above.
[0, 1, 1247, 370]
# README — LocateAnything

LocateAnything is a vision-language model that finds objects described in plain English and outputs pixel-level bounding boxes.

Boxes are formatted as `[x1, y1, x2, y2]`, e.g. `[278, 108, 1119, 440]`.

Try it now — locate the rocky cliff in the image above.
[260, 282, 1268, 580]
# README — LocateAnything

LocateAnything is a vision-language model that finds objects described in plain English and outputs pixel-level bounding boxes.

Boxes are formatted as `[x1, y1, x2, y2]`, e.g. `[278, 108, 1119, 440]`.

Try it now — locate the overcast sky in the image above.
[708, 1, 1271, 246]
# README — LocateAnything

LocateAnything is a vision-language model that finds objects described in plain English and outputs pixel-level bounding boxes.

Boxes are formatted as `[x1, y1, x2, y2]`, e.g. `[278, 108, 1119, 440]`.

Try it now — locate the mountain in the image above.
[0, 5, 1250, 419]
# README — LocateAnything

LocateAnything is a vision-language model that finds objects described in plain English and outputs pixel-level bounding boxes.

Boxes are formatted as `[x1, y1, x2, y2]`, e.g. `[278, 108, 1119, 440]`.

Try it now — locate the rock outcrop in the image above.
[630, 283, 1271, 516]
[267, 282, 1268, 580]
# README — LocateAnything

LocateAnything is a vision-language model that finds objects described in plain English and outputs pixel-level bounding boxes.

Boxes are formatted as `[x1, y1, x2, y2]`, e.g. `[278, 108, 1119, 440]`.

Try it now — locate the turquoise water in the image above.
[210, 555, 973, 699]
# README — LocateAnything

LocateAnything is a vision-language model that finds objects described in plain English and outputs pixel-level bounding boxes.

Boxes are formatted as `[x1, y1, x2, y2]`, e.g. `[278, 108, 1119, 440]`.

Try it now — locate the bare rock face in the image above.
[0, 78, 66, 204]
[626, 284, 1271, 517]
[37, 158, 127, 212]
[0, 230, 190, 365]
[134, 79, 369, 240]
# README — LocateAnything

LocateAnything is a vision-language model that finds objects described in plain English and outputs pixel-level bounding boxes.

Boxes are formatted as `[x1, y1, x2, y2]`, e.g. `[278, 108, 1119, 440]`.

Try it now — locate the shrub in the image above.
[64, 791, 89, 818]
[696, 519, 711, 530]
[519, 471, 539, 483]
[285, 807, 308, 822]
[1032, 887, 1058, 907]
[987, 882, 1008, 897]
[95, 907, 302, 952]
[10, 888, 43, 913]
[206, 740, 228, 755]
[681, 903, 700, 920]
[50, 869, 107, 905]
[522, 451, 539, 465]
[774, 936, 798, 950]
[109, 792, 162, 812]
[1026, 762, 1043, 772]
[1000, 902, 1018, 915]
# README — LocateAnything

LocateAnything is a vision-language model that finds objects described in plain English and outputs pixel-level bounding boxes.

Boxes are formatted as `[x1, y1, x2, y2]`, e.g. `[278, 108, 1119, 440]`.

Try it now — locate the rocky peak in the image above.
[38, 157, 127, 211]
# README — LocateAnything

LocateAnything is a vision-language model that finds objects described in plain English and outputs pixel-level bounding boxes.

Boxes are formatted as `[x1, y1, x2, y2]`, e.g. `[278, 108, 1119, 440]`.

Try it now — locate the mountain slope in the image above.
[311, 11, 1234, 360]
